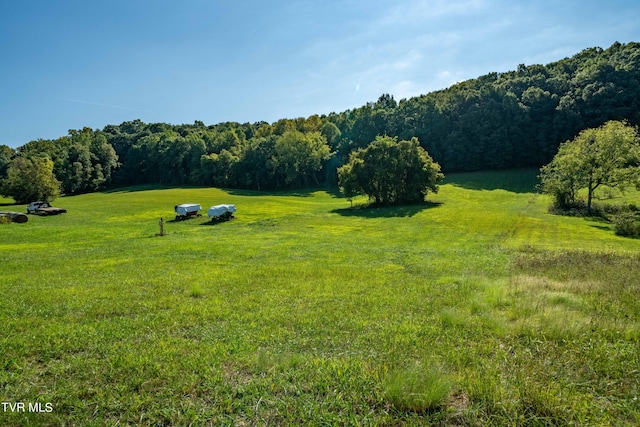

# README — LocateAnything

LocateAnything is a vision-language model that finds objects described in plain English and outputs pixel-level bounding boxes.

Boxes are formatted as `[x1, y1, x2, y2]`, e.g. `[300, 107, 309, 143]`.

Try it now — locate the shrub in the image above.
[549, 202, 639, 222]
[548, 199, 598, 217]
[613, 212, 640, 237]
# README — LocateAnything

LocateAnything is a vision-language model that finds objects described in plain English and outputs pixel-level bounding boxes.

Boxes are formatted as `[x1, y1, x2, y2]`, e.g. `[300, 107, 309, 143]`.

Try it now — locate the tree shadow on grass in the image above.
[102, 184, 346, 198]
[225, 188, 313, 197]
[165, 216, 202, 223]
[102, 184, 183, 194]
[332, 201, 442, 218]
[200, 217, 236, 226]
[444, 169, 539, 194]
[225, 186, 343, 198]
[590, 224, 613, 232]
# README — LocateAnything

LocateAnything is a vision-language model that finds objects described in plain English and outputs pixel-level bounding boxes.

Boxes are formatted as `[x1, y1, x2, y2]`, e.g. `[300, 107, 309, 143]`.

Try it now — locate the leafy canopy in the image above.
[338, 135, 443, 205]
[540, 120, 640, 210]
[1, 156, 61, 204]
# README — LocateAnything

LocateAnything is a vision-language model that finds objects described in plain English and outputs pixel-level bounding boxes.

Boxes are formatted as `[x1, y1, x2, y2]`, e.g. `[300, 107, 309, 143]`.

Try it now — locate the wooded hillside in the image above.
[2, 41, 639, 194]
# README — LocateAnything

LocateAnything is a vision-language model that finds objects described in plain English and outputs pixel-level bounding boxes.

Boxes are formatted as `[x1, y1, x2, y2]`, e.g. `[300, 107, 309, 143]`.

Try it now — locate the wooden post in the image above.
[159, 217, 165, 236]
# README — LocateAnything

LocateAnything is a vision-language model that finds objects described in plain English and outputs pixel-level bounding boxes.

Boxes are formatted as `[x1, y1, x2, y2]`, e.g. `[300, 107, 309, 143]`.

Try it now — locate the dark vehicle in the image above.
[26, 201, 67, 215]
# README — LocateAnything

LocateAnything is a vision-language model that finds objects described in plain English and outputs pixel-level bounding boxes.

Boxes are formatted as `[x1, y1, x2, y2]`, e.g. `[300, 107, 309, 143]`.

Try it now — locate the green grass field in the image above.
[1, 170, 639, 426]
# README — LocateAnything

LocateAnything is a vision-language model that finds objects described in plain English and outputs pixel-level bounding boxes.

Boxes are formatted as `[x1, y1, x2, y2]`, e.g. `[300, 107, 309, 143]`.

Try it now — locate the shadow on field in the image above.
[166, 217, 201, 223]
[332, 201, 442, 218]
[102, 184, 348, 199]
[200, 218, 235, 226]
[444, 169, 539, 194]
[226, 186, 344, 198]
[102, 184, 193, 194]
[590, 224, 612, 231]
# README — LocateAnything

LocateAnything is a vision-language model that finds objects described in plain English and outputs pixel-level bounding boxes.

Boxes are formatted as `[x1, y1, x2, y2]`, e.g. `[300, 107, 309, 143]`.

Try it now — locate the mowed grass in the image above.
[1, 170, 639, 426]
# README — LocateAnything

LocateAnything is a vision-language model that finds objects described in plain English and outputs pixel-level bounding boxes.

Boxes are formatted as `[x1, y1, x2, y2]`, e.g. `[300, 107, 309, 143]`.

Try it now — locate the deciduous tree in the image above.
[540, 120, 640, 210]
[274, 130, 331, 187]
[1, 156, 61, 203]
[0, 145, 15, 179]
[338, 136, 443, 205]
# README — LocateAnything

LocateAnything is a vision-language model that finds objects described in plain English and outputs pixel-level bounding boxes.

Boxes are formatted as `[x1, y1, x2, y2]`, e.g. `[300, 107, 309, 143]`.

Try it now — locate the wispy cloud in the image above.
[295, 0, 493, 104]
[61, 98, 151, 113]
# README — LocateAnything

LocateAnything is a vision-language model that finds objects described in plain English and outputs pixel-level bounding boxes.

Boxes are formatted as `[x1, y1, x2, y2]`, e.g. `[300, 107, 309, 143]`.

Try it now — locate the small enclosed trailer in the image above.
[174, 204, 202, 220]
[208, 204, 236, 221]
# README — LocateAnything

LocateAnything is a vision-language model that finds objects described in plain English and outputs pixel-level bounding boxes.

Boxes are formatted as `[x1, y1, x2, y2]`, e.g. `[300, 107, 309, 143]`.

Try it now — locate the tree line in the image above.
[2, 41, 640, 200]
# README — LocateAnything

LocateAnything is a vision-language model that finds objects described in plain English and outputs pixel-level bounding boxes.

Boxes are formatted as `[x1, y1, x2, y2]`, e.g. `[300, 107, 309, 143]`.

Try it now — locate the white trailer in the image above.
[174, 203, 202, 220]
[208, 204, 236, 221]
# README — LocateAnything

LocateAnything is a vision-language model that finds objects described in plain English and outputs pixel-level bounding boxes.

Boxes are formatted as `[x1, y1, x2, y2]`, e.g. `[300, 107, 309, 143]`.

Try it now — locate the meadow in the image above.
[1, 170, 639, 426]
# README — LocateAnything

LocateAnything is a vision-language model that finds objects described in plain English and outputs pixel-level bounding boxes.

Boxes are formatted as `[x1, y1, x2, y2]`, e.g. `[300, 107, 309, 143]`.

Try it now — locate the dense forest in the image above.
[2, 41, 639, 195]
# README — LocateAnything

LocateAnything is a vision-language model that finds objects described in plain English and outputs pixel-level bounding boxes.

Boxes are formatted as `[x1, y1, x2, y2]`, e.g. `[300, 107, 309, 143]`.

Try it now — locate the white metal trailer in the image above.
[208, 204, 236, 221]
[174, 203, 202, 220]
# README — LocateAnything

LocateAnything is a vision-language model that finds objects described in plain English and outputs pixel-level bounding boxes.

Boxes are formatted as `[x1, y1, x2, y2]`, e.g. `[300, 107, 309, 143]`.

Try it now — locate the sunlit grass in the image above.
[1, 171, 639, 425]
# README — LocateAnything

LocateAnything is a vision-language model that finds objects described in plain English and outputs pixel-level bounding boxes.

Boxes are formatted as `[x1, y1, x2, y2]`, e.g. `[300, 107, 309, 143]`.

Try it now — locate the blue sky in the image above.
[1, 0, 639, 148]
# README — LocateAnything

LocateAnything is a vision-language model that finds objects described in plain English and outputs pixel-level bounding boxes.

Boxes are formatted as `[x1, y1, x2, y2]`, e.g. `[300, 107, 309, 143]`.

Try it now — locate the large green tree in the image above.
[1, 156, 61, 203]
[274, 130, 331, 187]
[0, 145, 15, 179]
[540, 120, 640, 210]
[338, 136, 443, 205]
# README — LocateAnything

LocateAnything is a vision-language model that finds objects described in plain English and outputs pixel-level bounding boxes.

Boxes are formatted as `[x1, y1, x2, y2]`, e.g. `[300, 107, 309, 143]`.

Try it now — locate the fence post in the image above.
[159, 217, 165, 236]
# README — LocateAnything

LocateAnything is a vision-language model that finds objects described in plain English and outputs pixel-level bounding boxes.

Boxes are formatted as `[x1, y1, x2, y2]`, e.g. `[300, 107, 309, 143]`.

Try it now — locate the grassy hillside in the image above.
[1, 171, 639, 426]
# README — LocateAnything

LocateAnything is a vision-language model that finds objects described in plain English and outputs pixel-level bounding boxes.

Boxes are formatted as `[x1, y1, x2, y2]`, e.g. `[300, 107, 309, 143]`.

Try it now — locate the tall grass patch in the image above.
[383, 365, 452, 413]
[500, 248, 640, 424]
